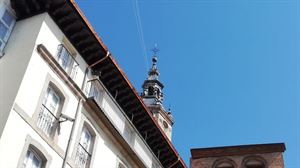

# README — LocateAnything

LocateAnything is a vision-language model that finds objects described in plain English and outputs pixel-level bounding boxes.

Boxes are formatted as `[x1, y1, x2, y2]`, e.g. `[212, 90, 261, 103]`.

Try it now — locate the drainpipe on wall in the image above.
[167, 157, 180, 168]
[61, 51, 110, 168]
[82, 51, 110, 91]
[61, 98, 82, 168]
[88, 51, 110, 68]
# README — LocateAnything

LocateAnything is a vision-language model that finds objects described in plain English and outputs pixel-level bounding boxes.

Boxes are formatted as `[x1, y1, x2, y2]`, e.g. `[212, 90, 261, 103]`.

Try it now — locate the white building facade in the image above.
[0, 0, 186, 168]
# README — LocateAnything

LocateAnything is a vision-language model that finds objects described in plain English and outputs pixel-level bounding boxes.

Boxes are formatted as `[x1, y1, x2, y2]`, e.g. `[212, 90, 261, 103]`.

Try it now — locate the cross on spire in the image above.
[151, 43, 160, 56]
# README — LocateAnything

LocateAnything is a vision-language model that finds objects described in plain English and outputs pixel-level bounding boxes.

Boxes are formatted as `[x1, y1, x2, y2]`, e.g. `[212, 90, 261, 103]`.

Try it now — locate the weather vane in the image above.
[151, 43, 160, 56]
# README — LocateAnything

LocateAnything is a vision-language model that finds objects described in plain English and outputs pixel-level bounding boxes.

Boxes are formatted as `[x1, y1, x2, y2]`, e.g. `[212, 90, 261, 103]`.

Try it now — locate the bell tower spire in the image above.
[141, 45, 174, 140]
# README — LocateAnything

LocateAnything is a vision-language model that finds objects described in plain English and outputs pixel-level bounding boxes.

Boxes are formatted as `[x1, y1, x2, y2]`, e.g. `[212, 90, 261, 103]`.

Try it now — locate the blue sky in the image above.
[76, 0, 299, 167]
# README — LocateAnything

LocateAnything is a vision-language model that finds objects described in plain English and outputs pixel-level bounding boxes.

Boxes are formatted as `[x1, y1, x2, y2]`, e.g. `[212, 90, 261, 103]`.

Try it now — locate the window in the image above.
[163, 120, 169, 129]
[17, 137, 51, 168]
[37, 86, 60, 136]
[242, 156, 266, 168]
[75, 127, 94, 168]
[213, 159, 236, 168]
[148, 86, 154, 96]
[0, 4, 15, 53]
[244, 159, 265, 168]
[22, 148, 43, 168]
[57, 44, 78, 79]
[215, 162, 234, 168]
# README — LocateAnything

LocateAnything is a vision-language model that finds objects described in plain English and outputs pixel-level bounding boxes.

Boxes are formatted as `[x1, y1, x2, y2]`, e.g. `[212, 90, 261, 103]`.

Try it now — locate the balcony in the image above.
[75, 144, 91, 168]
[56, 44, 79, 80]
[85, 79, 163, 168]
[37, 104, 58, 136]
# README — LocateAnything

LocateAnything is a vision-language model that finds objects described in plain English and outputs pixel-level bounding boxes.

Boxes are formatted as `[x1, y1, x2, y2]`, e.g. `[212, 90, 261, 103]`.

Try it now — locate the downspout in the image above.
[88, 51, 110, 68]
[62, 51, 110, 168]
[61, 98, 82, 168]
[168, 157, 180, 168]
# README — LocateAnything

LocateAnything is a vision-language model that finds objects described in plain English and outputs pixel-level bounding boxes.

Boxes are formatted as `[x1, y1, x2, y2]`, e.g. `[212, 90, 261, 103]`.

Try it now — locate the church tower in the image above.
[141, 48, 174, 140]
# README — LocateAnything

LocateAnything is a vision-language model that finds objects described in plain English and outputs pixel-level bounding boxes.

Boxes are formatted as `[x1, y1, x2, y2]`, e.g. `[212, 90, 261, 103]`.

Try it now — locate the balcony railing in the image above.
[75, 144, 91, 168]
[57, 44, 78, 79]
[37, 104, 57, 136]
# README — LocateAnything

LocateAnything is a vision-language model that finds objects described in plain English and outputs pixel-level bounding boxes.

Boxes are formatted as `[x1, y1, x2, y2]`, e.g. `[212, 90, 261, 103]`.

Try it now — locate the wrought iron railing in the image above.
[37, 104, 58, 136]
[75, 144, 91, 168]
[57, 44, 78, 79]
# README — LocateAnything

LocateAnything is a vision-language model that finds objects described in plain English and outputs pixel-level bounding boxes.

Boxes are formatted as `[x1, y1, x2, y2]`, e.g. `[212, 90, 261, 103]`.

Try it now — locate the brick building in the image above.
[190, 143, 286, 168]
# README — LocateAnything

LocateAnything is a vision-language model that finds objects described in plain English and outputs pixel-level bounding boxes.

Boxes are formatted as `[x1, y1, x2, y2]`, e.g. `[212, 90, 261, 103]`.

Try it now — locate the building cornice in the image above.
[191, 143, 286, 159]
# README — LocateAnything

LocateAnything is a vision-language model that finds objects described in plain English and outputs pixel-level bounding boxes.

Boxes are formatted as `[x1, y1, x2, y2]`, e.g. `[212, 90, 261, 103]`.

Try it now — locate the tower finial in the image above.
[150, 44, 159, 69]
[151, 43, 160, 56]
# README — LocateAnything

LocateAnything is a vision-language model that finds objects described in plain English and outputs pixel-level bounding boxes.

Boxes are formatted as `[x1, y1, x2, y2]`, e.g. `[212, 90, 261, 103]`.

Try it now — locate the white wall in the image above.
[0, 12, 81, 168]
[0, 109, 63, 168]
[0, 11, 45, 138]
[15, 13, 88, 150]
[0, 12, 89, 168]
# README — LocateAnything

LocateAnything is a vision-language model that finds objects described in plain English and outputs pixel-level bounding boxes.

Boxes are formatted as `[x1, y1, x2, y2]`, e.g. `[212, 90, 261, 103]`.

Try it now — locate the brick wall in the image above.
[191, 152, 284, 168]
